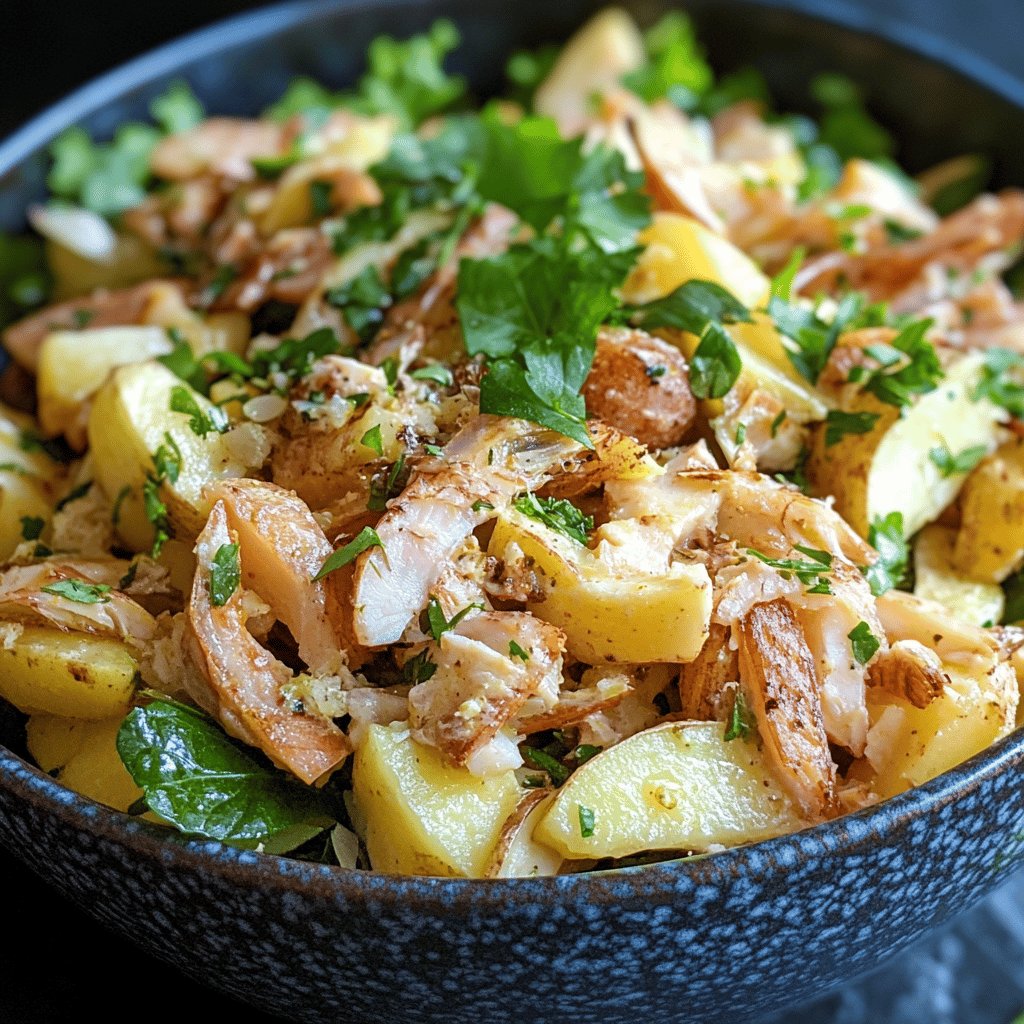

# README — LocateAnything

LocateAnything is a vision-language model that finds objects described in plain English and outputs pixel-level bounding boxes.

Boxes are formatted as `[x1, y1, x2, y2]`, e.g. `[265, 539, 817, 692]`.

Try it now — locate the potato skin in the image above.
[952, 437, 1024, 584]
[0, 625, 138, 719]
[582, 328, 696, 450]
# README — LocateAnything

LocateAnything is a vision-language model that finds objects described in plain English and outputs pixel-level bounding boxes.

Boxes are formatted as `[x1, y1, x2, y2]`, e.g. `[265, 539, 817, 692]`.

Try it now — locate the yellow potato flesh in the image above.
[808, 353, 1004, 537]
[27, 715, 144, 813]
[853, 674, 1012, 800]
[488, 510, 712, 664]
[47, 233, 164, 301]
[37, 326, 173, 445]
[0, 625, 138, 719]
[87, 362, 254, 550]
[352, 724, 523, 877]
[622, 213, 770, 308]
[951, 438, 1024, 584]
[0, 468, 53, 560]
[913, 525, 1004, 627]
[534, 721, 802, 860]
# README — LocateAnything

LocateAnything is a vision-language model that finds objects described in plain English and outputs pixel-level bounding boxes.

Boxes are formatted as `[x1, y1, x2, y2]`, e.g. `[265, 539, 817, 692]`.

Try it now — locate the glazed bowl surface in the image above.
[1, 2, 1023, 1022]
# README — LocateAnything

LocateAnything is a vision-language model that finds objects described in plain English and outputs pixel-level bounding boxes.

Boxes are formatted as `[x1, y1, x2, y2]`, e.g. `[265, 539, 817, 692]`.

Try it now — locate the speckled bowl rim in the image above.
[0, 0, 1022, 899]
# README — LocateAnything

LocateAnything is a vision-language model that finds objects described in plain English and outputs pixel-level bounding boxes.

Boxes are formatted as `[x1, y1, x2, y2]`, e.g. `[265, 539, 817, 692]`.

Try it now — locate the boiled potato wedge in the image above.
[534, 8, 644, 136]
[534, 721, 803, 860]
[852, 666, 1016, 800]
[351, 724, 524, 877]
[37, 326, 173, 448]
[0, 466, 54, 560]
[914, 525, 1004, 627]
[951, 437, 1024, 584]
[87, 362, 264, 551]
[488, 508, 712, 664]
[806, 352, 1005, 537]
[0, 625, 138, 719]
[27, 715, 144, 813]
[622, 213, 770, 308]
[484, 790, 563, 878]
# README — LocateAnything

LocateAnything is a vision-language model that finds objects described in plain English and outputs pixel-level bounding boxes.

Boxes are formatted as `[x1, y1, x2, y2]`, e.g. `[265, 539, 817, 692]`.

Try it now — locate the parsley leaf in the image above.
[724, 690, 756, 742]
[505, 44, 559, 108]
[1003, 571, 1024, 625]
[313, 526, 384, 580]
[974, 348, 1024, 419]
[0, 232, 49, 330]
[629, 279, 751, 335]
[55, 479, 92, 512]
[250, 327, 345, 382]
[848, 621, 880, 664]
[810, 73, 893, 163]
[410, 363, 454, 387]
[360, 424, 384, 456]
[423, 595, 483, 643]
[747, 547, 833, 593]
[862, 512, 909, 597]
[209, 543, 240, 607]
[508, 640, 530, 662]
[853, 319, 942, 408]
[19, 516, 45, 541]
[824, 409, 880, 447]
[41, 579, 112, 604]
[116, 699, 333, 848]
[402, 649, 438, 684]
[169, 385, 228, 437]
[523, 746, 568, 785]
[324, 265, 392, 343]
[689, 322, 743, 400]
[513, 492, 593, 545]
[578, 804, 596, 838]
[768, 291, 864, 384]
[928, 443, 989, 478]
[622, 12, 713, 109]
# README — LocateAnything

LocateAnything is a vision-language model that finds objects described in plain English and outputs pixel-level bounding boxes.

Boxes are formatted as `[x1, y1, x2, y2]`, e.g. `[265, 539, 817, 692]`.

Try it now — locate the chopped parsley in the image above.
[747, 545, 833, 594]
[312, 526, 384, 580]
[848, 319, 943, 408]
[423, 596, 483, 643]
[513, 492, 593, 545]
[169, 385, 228, 437]
[209, 543, 241, 608]
[724, 690, 756, 742]
[41, 579, 112, 604]
[324, 265, 392, 344]
[152, 433, 182, 485]
[824, 409, 880, 447]
[360, 424, 384, 456]
[55, 480, 92, 512]
[573, 744, 602, 764]
[768, 291, 865, 384]
[402, 649, 438, 684]
[848, 621, 880, 665]
[19, 516, 44, 541]
[622, 11, 713, 109]
[974, 348, 1024, 420]
[410, 364, 454, 387]
[578, 804, 596, 838]
[308, 179, 333, 219]
[508, 640, 530, 662]
[862, 511, 909, 597]
[523, 747, 568, 785]
[367, 456, 408, 511]
[928, 443, 988, 478]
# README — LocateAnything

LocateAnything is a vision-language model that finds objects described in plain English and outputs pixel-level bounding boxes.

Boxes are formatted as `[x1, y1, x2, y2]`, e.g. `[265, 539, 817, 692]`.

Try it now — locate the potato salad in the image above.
[0, 8, 1021, 876]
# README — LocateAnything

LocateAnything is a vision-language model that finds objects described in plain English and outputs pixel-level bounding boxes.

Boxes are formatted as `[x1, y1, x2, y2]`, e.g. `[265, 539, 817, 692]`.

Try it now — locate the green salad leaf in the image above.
[117, 699, 334, 850]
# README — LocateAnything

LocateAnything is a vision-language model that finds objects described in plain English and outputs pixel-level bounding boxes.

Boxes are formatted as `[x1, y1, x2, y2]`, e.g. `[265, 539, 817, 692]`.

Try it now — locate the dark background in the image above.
[1, 2, 1023, 1022]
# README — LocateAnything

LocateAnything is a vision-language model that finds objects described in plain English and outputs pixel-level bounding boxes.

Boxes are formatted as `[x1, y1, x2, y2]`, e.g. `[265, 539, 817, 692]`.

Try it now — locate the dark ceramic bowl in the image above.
[1, 2, 1023, 1022]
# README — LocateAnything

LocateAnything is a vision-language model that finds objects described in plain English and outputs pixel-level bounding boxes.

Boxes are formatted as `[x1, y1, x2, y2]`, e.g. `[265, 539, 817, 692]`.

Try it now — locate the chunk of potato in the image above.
[534, 8, 645, 136]
[951, 437, 1024, 584]
[351, 724, 524, 877]
[37, 327, 173, 448]
[622, 213, 771, 308]
[26, 715, 143, 813]
[914, 525, 1004, 627]
[87, 362, 264, 551]
[0, 466, 54, 560]
[852, 665, 1016, 800]
[806, 352, 1005, 537]
[534, 721, 803, 860]
[0, 625, 138, 719]
[488, 509, 712, 664]
[484, 791, 563, 878]
[46, 231, 164, 301]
